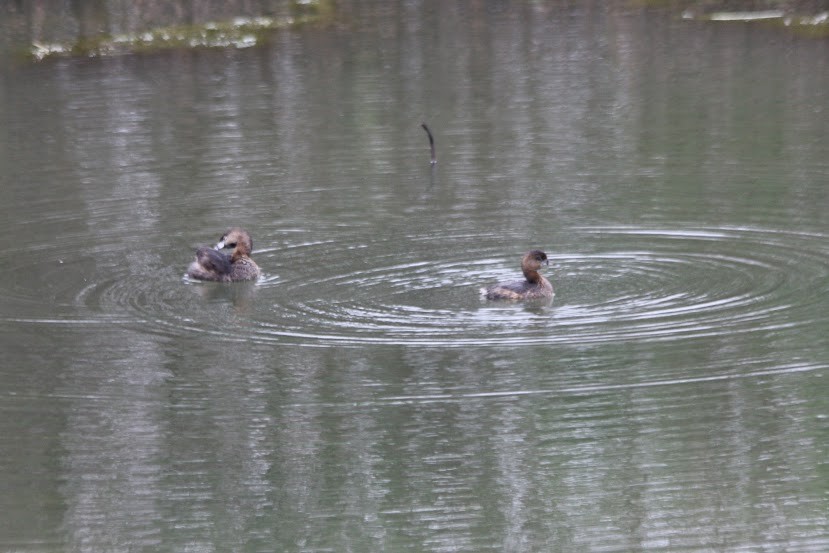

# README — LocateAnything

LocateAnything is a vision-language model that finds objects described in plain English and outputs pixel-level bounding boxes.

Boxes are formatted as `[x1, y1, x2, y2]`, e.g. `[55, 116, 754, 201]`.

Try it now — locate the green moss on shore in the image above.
[633, 1, 829, 37]
[26, 2, 334, 62]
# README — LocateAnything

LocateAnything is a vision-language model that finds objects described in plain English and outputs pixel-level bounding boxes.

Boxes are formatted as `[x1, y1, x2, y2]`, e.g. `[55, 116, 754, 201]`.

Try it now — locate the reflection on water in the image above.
[1, 1, 829, 551]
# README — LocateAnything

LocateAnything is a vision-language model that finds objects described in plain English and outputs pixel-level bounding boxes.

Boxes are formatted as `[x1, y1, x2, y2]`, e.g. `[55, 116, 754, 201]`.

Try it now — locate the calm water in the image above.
[2, 2, 829, 551]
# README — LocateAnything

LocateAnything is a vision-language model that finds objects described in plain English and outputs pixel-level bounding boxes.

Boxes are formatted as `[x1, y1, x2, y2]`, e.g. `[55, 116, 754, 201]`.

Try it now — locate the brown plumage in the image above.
[482, 250, 553, 300]
[187, 227, 261, 282]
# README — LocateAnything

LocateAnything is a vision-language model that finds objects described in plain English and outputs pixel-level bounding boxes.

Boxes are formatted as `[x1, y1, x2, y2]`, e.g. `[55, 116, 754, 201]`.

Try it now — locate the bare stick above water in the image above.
[421, 122, 437, 165]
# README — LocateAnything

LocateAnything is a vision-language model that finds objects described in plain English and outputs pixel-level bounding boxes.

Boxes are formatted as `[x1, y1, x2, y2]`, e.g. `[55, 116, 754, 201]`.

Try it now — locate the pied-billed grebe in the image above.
[187, 227, 261, 282]
[481, 250, 554, 300]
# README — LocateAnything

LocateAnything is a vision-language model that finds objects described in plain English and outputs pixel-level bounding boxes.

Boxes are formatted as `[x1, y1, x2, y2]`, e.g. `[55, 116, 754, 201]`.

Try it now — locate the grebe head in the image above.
[216, 227, 253, 259]
[521, 250, 549, 275]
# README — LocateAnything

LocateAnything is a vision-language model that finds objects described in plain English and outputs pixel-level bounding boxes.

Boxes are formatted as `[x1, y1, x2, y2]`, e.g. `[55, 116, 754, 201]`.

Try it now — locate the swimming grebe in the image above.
[187, 227, 260, 282]
[482, 250, 553, 300]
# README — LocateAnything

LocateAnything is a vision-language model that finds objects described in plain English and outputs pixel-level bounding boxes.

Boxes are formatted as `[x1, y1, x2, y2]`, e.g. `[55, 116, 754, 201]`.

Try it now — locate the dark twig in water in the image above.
[421, 122, 437, 165]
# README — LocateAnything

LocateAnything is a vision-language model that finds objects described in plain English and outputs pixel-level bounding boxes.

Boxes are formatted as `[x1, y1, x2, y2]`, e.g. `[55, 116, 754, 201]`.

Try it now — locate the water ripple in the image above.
[185, 225, 829, 347]
[3, 226, 828, 348]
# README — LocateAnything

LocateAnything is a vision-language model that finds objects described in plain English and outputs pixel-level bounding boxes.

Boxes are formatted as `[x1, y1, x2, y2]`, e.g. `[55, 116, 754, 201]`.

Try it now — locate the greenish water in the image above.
[1, 2, 828, 551]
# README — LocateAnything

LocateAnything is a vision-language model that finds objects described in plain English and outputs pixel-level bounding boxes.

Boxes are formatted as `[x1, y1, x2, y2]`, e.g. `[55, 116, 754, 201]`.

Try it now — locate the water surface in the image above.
[1, 2, 828, 551]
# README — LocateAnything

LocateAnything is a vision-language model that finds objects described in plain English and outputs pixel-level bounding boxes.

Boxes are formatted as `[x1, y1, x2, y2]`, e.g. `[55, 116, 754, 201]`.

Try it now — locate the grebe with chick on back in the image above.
[187, 227, 261, 283]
